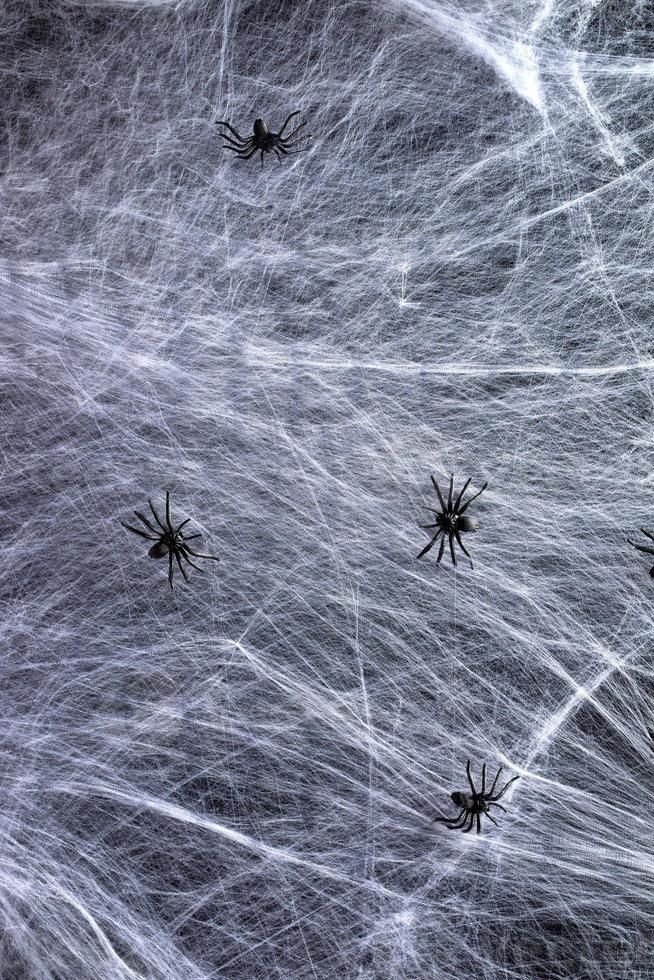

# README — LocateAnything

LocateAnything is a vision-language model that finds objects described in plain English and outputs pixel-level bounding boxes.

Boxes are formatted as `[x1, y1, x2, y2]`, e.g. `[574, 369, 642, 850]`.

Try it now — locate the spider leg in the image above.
[215, 120, 247, 141]
[453, 477, 471, 512]
[435, 809, 471, 830]
[458, 482, 488, 516]
[174, 550, 189, 582]
[235, 146, 259, 161]
[430, 475, 447, 512]
[436, 536, 446, 563]
[416, 530, 442, 560]
[476, 812, 482, 833]
[466, 760, 477, 795]
[445, 813, 470, 830]
[284, 139, 313, 150]
[454, 528, 472, 558]
[446, 816, 469, 830]
[222, 134, 256, 153]
[175, 517, 191, 535]
[487, 766, 502, 797]
[282, 120, 308, 140]
[179, 548, 204, 572]
[487, 774, 519, 803]
[487, 802, 506, 813]
[121, 521, 159, 542]
[419, 523, 439, 529]
[219, 132, 249, 148]
[223, 144, 258, 159]
[641, 528, 654, 542]
[447, 473, 454, 510]
[448, 532, 457, 566]
[480, 763, 487, 795]
[628, 540, 654, 555]
[431, 809, 465, 825]
[168, 549, 174, 588]
[461, 812, 476, 833]
[181, 533, 202, 541]
[276, 110, 301, 136]
[182, 545, 220, 561]
[485, 811, 499, 827]
[148, 499, 168, 533]
[455, 528, 474, 568]
[274, 148, 282, 163]
[134, 510, 159, 534]
[281, 124, 311, 141]
[222, 133, 255, 149]
[280, 134, 312, 150]
[261, 149, 265, 168]
[165, 491, 174, 534]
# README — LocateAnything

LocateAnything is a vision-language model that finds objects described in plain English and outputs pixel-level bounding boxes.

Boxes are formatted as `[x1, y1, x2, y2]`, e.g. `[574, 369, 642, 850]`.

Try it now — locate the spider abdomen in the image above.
[149, 541, 169, 559]
[253, 118, 269, 139]
[458, 516, 479, 533]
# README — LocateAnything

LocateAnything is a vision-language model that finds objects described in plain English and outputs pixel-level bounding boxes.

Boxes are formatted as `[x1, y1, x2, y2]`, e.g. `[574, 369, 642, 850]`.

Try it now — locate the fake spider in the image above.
[216, 111, 311, 167]
[121, 491, 219, 588]
[417, 473, 487, 566]
[627, 528, 654, 577]
[432, 761, 519, 834]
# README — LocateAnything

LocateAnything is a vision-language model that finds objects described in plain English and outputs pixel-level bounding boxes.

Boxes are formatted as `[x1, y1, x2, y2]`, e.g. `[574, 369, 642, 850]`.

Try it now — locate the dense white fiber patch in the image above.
[2, 0, 654, 976]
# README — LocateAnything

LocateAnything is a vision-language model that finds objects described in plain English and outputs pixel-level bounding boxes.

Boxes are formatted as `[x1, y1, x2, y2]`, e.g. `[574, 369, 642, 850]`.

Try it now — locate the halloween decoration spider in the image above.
[216, 111, 311, 167]
[627, 528, 654, 577]
[432, 761, 519, 834]
[121, 491, 219, 588]
[417, 473, 487, 565]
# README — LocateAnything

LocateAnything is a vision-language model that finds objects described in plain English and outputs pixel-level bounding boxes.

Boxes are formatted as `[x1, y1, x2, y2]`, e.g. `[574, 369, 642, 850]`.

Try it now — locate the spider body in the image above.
[253, 119, 274, 147]
[627, 528, 654, 577]
[417, 473, 487, 566]
[216, 111, 311, 167]
[121, 491, 219, 588]
[432, 761, 519, 834]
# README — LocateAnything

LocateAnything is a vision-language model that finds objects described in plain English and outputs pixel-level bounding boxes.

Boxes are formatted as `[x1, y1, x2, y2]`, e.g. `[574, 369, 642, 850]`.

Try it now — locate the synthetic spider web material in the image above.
[1, 0, 654, 977]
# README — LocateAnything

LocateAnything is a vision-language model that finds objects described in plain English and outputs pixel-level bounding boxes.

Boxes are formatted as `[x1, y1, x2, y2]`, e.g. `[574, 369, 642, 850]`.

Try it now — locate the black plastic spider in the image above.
[627, 528, 654, 577]
[121, 491, 219, 588]
[417, 473, 487, 565]
[432, 761, 519, 834]
[216, 111, 311, 167]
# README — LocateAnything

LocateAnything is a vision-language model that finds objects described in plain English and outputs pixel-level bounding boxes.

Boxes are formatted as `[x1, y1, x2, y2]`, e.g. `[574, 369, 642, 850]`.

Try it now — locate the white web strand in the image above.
[1, 0, 654, 977]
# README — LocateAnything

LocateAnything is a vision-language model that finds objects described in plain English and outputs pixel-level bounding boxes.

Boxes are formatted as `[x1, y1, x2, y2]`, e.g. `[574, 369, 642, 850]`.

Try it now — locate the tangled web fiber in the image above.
[2, 0, 654, 976]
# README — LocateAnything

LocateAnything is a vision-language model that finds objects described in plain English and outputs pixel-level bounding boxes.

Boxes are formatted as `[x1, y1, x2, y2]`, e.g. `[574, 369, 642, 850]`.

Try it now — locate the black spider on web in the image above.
[432, 761, 519, 834]
[216, 111, 311, 167]
[627, 527, 654, 577]
[417, 473, 487, 566]
[121, 491, 219, 588]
